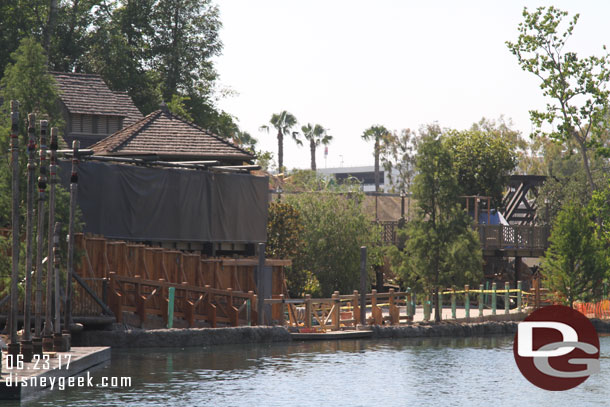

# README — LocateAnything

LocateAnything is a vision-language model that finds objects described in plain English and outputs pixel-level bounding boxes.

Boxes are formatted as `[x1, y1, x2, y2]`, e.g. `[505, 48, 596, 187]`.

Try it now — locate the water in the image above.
[16, 335, 610, 407]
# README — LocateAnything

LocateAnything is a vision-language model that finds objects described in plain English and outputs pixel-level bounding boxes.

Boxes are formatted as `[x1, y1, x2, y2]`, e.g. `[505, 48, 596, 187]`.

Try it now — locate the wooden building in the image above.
[52, 72, 143, 148]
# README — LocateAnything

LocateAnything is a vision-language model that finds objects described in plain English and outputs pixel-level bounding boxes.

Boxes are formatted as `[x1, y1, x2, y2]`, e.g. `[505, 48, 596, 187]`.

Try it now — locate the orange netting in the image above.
[573, 300, 610, 319]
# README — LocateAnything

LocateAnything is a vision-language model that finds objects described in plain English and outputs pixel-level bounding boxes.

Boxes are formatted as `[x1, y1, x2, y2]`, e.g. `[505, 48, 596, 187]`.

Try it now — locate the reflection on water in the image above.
[13, 335, 610, 407]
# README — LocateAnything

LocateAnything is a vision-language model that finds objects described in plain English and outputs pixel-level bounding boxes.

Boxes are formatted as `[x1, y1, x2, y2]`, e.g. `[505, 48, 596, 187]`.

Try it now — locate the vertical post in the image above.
[406, 288, 413, 321]
[491, 282, 497, 315]
[423, 295, 431, 322]
[52, 222, 63, 351]
[517, 281, 522, 313]
[257, 243, 265, 325]
[464, 285, 470, 320]
[305, 294, 312, 328]
[246, 292, 252, 326]
[437, 291, 443, 321]
[167, 287, 175, 328]
[478, 284, 484, 317]
[21, 113, 36, 362]
[451, 289, 456, 320]
[484, 281, 489, 306]
[360, 246, 367, 326]
[8, 100, 20, 365]
[64, 140, 79, 333]
[352, 290, 360, 325]
[332, 291, 340, 330]
[43, 127, 58, 350]
[504, 281, 510, 315]
[34, 120, 48, 356]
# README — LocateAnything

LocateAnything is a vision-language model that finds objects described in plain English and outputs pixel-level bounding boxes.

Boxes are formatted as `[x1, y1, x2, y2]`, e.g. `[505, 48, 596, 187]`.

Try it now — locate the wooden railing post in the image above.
[478, 284, 484, 317]
[371, 289, 382, 325]
[517, 281, 522, 313]
[464, 285, 470, 320]
[451, 288, 456, 320]
[492, 282, 497, 315]
[505, 281, 510, 315]
[352, 290, 360, 325]
[134, 276, 145, 325]
[305, 294, 312, 328]
[389, 288, 398, 325]
[406, 288, 413, 322]
[332, 291, 340, 330]
[278, 294, 286, 326]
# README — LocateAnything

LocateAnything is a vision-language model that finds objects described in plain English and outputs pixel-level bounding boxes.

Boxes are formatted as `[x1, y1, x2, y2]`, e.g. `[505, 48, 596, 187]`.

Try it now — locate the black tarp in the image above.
[61, 161, 268, 243]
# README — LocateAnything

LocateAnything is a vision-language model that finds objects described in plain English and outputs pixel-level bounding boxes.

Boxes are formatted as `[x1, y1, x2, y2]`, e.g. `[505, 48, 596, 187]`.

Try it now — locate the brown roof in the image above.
[51, 72, 141, 118]
[113, 91, 143, 126]
[90, 109, 254, 162]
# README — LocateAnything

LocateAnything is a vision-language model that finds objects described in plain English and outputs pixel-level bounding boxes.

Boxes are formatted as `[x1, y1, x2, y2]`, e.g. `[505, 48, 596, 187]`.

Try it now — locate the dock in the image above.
[0, 347, 111, 401]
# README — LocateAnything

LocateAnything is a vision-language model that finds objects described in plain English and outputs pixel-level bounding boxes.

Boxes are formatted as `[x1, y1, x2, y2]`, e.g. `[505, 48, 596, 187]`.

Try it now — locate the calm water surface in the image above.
[17, 335, 610, 407]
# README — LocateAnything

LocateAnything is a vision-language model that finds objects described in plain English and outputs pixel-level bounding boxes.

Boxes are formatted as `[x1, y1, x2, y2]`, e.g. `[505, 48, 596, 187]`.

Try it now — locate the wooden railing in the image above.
[107, 273, 259, 327]
[478, 225, 550, 251]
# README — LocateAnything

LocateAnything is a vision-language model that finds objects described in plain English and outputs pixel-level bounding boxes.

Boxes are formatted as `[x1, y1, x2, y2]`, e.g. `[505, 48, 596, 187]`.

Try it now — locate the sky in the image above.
[213, 1, 610, 170]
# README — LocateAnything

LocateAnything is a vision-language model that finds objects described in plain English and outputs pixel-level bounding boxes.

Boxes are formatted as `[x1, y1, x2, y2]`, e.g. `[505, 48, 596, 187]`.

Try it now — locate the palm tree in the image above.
[260, 111, 300, 173]
[361, 125, 390, 192]
[301, 123, 332, 171]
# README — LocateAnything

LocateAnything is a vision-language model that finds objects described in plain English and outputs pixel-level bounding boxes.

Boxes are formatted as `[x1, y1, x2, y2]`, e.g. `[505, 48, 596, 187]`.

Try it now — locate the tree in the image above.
[301, 123, 332, 171]
[361, 125, 390, 192]
[541, 201, 606, 307]
[381, 128, 417, 195]
[391, 132, 482, 322]
[507, 6, 610, 194]
[444, 122, 518, 208]
[260, 111, 300, 173]
[285, 172, 381, 297]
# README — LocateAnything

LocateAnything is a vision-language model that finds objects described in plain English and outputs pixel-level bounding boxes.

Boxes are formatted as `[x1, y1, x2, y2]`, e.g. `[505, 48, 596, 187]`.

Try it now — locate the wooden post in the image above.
[465, 285, 470, 320]
[8, 100, 20, 365]
[406, 288, 413, 321]
[352, 290, 360, 325]
[423, 295, 431, 322]
[257, 243, 265, 325]
[246, 292, 252, 326]
[64, 140, 79, 332]
[53, 222, 62, 336]
[167, 287, 175, 328]
[478, 284, 484, 317]
[504, 281, 510, 315]
[517, 281, 522, 313]
[491, 282, 497, 315]
[360, 246, 367, 326]
[43, 127, 59, 347]
[21, 113, 36, 362]
[305, 294, 312, 328]
[534, 275, 540, 310]
[389, 288, 398, 325]
[332, 291, 340, 330]
[437, 291, 443, 321]
[451, 288, 456, 320]
[33, 119, 48, 354]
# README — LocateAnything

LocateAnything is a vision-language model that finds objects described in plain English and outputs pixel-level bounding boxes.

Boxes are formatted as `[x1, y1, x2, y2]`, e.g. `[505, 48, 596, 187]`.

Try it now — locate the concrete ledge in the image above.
[73, 326, 291, 348]
[371, 321, 519, 338]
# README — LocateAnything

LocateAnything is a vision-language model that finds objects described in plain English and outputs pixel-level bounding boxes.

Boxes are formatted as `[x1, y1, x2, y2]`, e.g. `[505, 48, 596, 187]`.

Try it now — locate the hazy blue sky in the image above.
[213, 1, 610, 170]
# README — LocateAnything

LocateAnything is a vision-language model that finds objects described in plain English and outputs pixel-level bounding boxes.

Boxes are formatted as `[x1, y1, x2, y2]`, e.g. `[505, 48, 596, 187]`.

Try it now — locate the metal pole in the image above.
[33, 120, 47, 356]
[257, 243, 265, 325]
[21, 113, 36, 362]
[64, 140, 79, 333]
[8, 100, 20, 366]
[42, 127, 58, 350]
[360, 246, 367, 326]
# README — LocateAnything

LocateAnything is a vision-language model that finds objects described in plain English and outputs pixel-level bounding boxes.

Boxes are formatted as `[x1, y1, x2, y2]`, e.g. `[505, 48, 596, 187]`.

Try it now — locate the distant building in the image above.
[52, 72, 143, 148]
[90, 104, 254, 165]
[317, 165, 399, 192]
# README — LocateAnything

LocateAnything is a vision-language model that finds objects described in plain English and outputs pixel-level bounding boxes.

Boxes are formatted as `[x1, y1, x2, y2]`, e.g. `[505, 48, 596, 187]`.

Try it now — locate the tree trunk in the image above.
[278, 131, 284, 173]
[44, 0, 59, 55]
[310, 139, 316, 171]
[374, 138, 380, 192]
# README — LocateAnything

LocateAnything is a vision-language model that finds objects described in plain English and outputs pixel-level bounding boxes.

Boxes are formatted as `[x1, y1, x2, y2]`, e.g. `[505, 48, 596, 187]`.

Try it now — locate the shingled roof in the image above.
[90, 108, 254, 163]
[52, 72, 142, 122]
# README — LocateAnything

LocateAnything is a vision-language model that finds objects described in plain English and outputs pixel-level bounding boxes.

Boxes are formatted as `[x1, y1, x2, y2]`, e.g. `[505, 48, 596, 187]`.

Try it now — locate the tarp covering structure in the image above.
[62, 161, 268, 243]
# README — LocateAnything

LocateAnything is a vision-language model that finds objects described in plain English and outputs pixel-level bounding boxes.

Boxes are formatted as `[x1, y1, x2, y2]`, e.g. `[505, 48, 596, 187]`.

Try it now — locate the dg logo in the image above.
[513, 305, 600, 391]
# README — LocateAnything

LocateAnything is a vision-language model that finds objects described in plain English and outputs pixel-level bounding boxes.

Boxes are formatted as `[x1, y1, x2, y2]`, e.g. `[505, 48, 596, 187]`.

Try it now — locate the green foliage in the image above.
[301, 123, 331, 171]
[381, 128, 417, 195]
[507, 6, 610, 193]
[166, 94, 193, 122]
[541, 201, 606, 306]
[260, 111, 300, 173]
[281, 173, 380, 297]
[390, 132, 483, 321]
[361, 125, 391, 192]
[444, 122, 518, 207]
